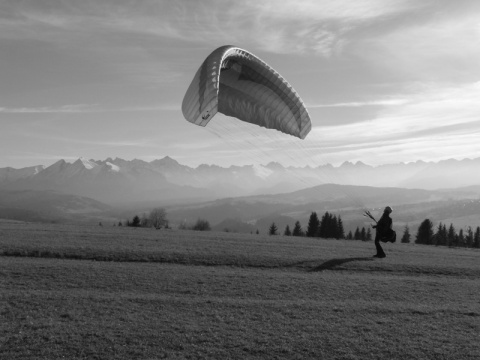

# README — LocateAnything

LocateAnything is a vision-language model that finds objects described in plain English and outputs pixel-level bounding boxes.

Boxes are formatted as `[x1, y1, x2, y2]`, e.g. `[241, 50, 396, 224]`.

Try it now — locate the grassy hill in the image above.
[0, 190, 114, 223]
[1, 222, 479, 359]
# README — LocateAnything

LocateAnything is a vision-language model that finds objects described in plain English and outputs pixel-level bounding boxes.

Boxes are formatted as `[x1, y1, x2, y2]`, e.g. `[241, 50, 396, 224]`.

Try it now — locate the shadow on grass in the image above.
[309, 257, 373, 272]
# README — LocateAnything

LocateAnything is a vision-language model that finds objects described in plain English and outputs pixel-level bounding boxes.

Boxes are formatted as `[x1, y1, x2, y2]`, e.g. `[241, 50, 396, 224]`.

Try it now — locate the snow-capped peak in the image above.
[33, 165, 45, 174]
[253, 164, 273, 179]
[106, 162, 120, 172]
[77, 157, 98, 170]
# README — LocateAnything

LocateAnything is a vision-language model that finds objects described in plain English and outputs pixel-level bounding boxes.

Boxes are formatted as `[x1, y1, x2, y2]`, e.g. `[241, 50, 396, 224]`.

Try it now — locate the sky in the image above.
[1, 0, 480, 169]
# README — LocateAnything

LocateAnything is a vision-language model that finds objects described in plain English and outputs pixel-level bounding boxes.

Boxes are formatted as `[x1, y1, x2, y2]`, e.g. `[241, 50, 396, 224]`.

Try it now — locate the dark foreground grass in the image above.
[1, 221, 479, 359]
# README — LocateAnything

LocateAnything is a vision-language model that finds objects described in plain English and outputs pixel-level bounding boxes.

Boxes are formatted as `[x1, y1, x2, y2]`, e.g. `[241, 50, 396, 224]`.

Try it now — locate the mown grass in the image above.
[1, 221, 479, 359]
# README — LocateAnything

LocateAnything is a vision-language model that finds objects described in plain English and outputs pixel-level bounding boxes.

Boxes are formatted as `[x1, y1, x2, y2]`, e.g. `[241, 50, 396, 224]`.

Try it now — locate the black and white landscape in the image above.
[2, 156, 480, 233]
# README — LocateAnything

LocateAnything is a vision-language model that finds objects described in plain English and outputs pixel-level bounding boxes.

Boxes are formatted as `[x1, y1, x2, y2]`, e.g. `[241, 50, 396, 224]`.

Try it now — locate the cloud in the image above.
[0, 103, 179, 113]
[304, 81, 480, 164]
[309, 99, 409, 108]
[0, 0, 425, 57]
[0, 104, 97, 113]
[23, 131, 159, 149]
[348, 3, 480, 81]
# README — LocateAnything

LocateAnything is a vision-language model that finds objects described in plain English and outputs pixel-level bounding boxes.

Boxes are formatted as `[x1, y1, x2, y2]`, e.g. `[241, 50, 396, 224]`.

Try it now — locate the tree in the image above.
[435, 223, 448, 246]
[193, 218, 211, 231]
[318, 212, 334, 238]
[131, 215, 141, 227]
[306, 212, 320, 237]
[447, 224, 456, 247]
[284, 225, 291, 236]
[354, 227, 361, 240]
[465, 227, 474, 248]
[269, 222, 278, 235]
[337, 216, 345, 239]
[474, 227, 480, 248]
[192, 219, 211, 231]
[401, 225, 411, 243]
[442, 224, 448, 245]
[318, 212, 344, 239]
[149, 207, 167, 229]
[346, 230, 353, 240]
[416, 219, 433, 244]
[292, 221, 303, 237]
[360, 227, 367, 241]
[457, 229, 465, 247]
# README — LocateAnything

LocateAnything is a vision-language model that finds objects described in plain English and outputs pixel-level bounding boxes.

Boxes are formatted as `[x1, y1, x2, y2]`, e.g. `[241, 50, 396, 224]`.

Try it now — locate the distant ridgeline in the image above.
[2, 157, 480, 204]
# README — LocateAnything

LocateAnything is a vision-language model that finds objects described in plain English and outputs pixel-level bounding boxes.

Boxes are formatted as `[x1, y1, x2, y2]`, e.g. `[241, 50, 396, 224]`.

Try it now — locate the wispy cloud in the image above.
[348, 4, 480, 81]
[2, 0, 479, 169]
[0, 104, 179, 113]
[309, 99, 409, 108]
[21, 130, 159, 149]
[0, 104, 97, 113]
[0, 0, 425, 56]
[304, 81, 480, 164]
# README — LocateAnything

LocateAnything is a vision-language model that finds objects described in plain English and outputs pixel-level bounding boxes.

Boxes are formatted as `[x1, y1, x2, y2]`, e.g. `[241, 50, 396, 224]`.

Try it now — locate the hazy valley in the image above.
[1, 156, 480, 234]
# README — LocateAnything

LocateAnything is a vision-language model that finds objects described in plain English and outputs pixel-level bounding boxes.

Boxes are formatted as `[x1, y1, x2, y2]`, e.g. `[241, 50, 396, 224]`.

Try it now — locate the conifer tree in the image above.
[306, 212, 320, 237]
[441, 224, 448, 245]
[331, 214, 339, 238]
[360, 227, 367, 241]
[131, 215, 141, 227]
[474, 227, 480, 248]
[318, 212, 330, 238]
[436, 223, 448, 246]
[457, 229, 465, 247]
[284, 225, 292, 236]
[401, 225, 411, 243]
[466, 227, 474, 248]
[346, 230, 353, 240]
[269, 222, 278, 235]
[354, 227, 361, 240]
[416, 219, 433, 244]
[337, 216, 345, 239]
[292, 221, 303, 237]
[433, 222, 443, 246]
[447, 224, 456, 247]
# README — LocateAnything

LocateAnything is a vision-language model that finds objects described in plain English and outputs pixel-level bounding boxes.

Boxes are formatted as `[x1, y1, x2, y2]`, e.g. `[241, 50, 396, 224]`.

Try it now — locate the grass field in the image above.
[1, 221, 479, 359]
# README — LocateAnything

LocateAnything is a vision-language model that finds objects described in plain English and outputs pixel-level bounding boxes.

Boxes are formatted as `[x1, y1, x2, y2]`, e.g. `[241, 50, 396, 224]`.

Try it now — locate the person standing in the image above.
[372, 206, 393, 258]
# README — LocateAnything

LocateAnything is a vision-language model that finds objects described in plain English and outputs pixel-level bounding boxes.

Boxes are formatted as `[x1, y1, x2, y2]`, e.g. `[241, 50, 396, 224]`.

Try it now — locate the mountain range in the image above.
[1, 157, 480, 232]
[3, 156, 480, 205]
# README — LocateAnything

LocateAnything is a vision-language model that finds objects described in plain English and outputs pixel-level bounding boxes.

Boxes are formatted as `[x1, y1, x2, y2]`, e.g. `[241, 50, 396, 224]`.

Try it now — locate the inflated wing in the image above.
[182, 45, 311, 139]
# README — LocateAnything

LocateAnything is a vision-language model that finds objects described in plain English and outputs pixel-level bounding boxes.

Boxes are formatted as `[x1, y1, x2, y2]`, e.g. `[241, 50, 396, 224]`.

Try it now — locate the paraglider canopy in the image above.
[182, 45, 311, 139]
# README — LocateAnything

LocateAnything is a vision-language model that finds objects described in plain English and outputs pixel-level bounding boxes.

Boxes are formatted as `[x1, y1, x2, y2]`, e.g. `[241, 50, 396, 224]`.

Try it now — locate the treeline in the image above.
[271, 212, 370, 240]
[119, 209, 212, 232]
[179, 218, 212, 231]
[117, 208, 480, 248]
[412, 219, 480, 248]
[120, 208, 169, 229]
[346, 227, 372, 241]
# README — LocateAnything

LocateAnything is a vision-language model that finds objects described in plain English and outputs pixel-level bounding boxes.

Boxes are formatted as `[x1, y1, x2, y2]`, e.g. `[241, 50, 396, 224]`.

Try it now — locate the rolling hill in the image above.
[2, 157, 480, 233]
[0, 190, 113, 223]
